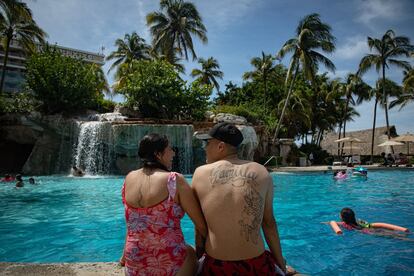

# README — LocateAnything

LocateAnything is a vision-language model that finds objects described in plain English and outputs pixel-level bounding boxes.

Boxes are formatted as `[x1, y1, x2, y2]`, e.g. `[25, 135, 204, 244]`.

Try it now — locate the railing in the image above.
[263, 155, 279, 167]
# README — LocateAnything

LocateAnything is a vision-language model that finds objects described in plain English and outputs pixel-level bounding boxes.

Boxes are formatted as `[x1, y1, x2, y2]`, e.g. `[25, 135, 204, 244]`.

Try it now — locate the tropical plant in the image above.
[115, 59, 212, 120]
[243, 51, 275, 109]
[0, 0, 47, 92]
[191, 57, 223, 92]
[149, 45, 185, 73]
[365, 79, 402, 161]
[106, 32, 150, 75]
[89, 63, 111, 97]
[357, 30, 414, 143]
[338, 74, 371, 154]
[273, 13, 336, 142]
[146, 0, 207, 64]
[25, 48, 105, 114]
[390, 68, 414, 110]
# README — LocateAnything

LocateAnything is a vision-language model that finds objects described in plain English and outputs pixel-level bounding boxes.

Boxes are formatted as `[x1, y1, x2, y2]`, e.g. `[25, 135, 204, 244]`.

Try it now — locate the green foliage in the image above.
[116, 59, 212, 120]
[94, 98, 116, 113]
[181, 80, 212, 121]
[25, 48, 105, 114]
[299, 144, 330, 165]
[0, 92, 39, 114]
[147, 0, 207, 62]
[213, 104, 260, 124]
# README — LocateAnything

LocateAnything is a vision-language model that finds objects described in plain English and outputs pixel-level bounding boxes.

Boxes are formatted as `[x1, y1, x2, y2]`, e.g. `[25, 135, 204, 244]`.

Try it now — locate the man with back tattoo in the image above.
[193, 122, 289, 275]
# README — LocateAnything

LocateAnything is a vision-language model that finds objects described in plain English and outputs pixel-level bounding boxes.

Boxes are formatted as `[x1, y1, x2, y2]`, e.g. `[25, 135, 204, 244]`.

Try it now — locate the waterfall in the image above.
[238, 126, 259, 161]
[72, 122, 194, 175]
[112, 124, 194, 174]
[74, 121, 114, 175]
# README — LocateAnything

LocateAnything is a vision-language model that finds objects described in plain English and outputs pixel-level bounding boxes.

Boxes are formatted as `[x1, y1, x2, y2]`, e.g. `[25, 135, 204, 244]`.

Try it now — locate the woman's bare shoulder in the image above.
[125, 169, 142, 184]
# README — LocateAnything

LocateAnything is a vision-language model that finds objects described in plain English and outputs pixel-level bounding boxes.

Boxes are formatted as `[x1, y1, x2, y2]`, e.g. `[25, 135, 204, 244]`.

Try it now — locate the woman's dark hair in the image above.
[138, 133, 170, 172]
[340, 207, 362, 229]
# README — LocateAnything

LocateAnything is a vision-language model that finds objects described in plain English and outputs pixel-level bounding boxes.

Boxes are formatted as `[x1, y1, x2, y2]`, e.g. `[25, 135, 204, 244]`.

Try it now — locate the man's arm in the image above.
[262, 174, 286, 272]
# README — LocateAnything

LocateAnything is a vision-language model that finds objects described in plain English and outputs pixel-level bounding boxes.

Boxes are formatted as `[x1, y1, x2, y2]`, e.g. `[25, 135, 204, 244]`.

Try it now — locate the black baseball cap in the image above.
[195, 122, 244, 147]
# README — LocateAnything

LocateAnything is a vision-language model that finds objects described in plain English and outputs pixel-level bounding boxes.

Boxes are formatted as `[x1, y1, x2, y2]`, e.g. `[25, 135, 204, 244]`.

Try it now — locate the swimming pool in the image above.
[0, 170, 413, 274]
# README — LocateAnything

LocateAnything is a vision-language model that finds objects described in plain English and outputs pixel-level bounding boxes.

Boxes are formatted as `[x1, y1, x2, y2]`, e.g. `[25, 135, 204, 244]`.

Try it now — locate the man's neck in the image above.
[221, 153, 239, 162]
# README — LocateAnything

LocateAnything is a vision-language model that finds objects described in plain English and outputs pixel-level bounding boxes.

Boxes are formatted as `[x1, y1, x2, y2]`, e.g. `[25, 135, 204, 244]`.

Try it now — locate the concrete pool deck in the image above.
[0, 262, 123, 275]
[0, 262, 304, 275]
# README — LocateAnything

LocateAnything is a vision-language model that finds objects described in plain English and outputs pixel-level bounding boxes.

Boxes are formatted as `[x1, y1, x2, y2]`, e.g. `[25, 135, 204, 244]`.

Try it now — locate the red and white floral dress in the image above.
[122, 172, 187, 276]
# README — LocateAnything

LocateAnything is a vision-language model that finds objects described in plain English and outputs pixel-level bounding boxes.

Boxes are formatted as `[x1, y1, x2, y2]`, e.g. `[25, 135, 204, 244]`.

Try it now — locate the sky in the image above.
[26, 0, 414, 134]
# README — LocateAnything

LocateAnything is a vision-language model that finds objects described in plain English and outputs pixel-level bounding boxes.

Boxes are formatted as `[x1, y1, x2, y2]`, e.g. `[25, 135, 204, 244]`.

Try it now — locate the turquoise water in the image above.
[0, 171, 413, 275]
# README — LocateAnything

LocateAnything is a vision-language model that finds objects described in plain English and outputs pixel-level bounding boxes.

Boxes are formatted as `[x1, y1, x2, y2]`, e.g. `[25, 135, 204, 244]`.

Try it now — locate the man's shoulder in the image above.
[241, 160, 268, 172]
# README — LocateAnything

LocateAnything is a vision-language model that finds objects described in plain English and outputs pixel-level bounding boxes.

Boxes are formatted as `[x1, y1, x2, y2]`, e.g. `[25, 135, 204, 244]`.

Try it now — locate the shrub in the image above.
[213, 104, 260, 123]
[25, 48, 105, 114]
[0, 91, 40, 114]
[95, 98, 116, 113]
[115, 60, 212, 120]
[299, 143, 330, 165]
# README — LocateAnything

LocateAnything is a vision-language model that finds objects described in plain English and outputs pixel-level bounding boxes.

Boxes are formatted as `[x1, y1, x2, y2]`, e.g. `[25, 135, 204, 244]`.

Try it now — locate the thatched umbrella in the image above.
[334, 137, 364, 155]
[392, 133, 414, 155]
[377, 140, 404, 147]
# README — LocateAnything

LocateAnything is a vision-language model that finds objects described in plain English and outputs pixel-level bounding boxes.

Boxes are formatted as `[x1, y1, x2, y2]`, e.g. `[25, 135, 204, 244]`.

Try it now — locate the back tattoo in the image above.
[209, 164, 264, 244]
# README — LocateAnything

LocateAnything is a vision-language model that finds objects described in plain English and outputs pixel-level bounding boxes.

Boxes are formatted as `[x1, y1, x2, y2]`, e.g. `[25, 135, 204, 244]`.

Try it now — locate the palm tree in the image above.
[146, 0, 207, 63]
[365, 79, 401, 162]
[273, 13, 336, 141]
[339, 74, 371, 155]
[0, 0, 47, 93]
[149, 45, 185, 73]
[191, 57, 223, 92]
[243, 51, 275, 109]
[88, 63, 111, 97]
[357, 30, 414, 143]
[390, 68, 414, 110]
[106, 32, 150, 74]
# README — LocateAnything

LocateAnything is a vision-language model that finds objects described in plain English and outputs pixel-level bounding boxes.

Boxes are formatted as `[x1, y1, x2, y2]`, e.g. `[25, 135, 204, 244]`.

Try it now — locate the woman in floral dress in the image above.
[120, 133, 207, 276]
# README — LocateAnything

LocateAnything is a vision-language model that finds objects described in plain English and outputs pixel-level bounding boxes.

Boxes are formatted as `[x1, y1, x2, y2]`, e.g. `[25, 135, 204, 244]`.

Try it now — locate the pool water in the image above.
[0, 170, 413, 275]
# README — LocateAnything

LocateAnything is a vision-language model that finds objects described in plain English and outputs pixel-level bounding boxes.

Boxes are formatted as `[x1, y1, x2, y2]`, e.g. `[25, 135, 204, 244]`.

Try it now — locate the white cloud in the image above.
[354, 0, 404, 26]
[197, 0, 264, 31]
[334, 36, 369, 60]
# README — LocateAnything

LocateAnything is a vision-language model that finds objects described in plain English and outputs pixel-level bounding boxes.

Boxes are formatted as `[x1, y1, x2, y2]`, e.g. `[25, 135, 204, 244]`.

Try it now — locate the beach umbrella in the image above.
[334, 137, 364, 143]
[392, 133, 414, 155]
[377, 140, 404, 147]
[334, 137, 364, 155]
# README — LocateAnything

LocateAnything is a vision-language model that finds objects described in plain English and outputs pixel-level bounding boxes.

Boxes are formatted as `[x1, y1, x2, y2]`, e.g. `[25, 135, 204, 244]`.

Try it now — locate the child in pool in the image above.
[329, 208, 409, 234]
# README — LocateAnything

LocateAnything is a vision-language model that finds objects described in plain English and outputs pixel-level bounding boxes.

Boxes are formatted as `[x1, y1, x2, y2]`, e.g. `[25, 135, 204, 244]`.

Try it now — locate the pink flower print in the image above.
[146, 253, 174, 275]
[172, 204, 184, 218]
[128, 213, 150, 232]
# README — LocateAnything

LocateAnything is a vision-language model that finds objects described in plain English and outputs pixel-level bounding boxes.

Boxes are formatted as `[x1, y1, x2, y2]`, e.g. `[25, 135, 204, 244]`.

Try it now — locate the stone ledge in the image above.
[0, 262, 123, 276]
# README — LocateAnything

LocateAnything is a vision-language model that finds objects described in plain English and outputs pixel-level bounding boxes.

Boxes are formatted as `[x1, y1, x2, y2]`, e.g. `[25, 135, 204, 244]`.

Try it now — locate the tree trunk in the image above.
[382, 63, 394, 153]
[317, 130, 324, 147]
[273, 63, 299, 142]
[0, 38, 12, 93]
[337, 123, 342, 156]
[263, 74, 267, 113]
[371, 96, 379, 163]
[340, 98, 350, 156]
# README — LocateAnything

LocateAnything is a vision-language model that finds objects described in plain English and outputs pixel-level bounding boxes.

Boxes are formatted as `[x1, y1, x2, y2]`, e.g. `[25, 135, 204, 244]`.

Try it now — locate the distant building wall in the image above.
[320, 126, 409, 155]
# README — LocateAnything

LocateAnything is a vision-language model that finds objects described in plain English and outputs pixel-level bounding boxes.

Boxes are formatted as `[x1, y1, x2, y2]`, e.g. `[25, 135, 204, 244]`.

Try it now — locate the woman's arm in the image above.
[120, 229, 126, 266]
[176, 174, 208, 238]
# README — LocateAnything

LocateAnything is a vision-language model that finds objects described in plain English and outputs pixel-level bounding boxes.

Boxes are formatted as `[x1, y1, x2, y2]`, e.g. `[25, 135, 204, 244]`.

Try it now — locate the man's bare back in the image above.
[193, 159, 272, 260]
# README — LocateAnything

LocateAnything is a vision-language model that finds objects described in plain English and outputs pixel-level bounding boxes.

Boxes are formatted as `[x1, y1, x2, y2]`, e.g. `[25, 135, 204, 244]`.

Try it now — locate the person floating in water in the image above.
[329, 208, 409, 235]
[15, 174, 24, 188]
[1, 174, 15, 182]
[71, 166, 85, 177]
[29, 177, 36, 185]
